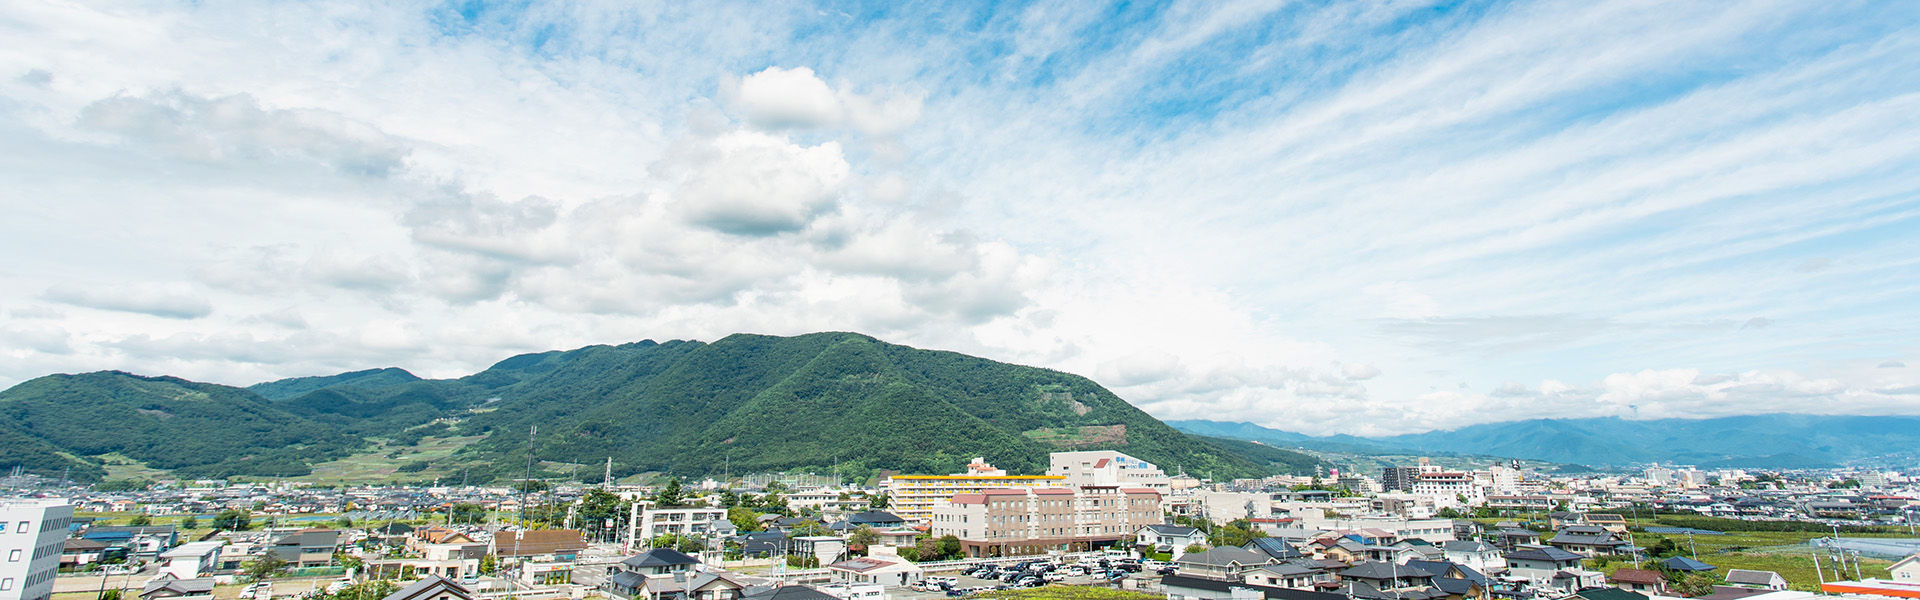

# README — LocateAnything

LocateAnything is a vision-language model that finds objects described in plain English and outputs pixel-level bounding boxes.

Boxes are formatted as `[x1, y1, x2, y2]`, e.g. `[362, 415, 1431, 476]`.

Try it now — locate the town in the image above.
[3, 451, 1917, 600]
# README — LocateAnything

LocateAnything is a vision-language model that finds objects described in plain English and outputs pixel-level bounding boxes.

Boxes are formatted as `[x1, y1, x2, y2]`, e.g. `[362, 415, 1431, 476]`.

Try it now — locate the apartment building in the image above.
[884, 458, 1068, 523]
[626, 502, 729, 551]
[0, 499, 72, 600]
[929, 486, 1161, 558]
[1048, 451, 1173, 493]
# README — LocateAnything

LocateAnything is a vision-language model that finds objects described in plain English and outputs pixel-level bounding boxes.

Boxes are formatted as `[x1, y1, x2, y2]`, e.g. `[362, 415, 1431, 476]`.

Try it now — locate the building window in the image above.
[6, 550, 17, 561]
[13, 522, 25, 534]
[1, 578, 12, 590]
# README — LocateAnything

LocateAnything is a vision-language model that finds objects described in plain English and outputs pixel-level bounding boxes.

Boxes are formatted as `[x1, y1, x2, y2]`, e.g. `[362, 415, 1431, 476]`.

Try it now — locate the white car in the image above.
[239, 583, 272, 599]
[326, 580, 354, 594]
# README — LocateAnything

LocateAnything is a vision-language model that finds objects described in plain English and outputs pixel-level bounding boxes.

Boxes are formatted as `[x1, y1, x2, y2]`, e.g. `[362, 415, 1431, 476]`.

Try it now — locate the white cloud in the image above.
[1342, 363, 1381, 381]
[42, 283, 213, 319]
[732, 67, 842, 130]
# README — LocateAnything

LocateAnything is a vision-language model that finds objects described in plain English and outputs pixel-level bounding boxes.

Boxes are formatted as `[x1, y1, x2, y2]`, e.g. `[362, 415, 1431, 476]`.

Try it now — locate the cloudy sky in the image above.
[3, 0, 1917, 436]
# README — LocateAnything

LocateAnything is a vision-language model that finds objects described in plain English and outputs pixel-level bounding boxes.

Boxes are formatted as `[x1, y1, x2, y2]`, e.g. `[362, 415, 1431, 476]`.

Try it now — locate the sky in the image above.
[2, 0, 1917, 437]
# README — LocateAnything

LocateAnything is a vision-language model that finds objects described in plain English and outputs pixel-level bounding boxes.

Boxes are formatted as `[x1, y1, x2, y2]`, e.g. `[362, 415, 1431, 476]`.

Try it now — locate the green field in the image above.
[1574, 516, 1901, 592]
[290, 435, 486, 484]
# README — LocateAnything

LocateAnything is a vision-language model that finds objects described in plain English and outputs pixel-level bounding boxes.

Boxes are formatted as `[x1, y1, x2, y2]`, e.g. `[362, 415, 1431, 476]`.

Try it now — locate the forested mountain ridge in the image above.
[0, 332, 1325, 483]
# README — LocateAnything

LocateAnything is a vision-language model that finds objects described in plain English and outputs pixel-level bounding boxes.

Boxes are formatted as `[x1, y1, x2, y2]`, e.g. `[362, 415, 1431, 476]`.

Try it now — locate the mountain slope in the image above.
[445, 332, 1284, 481]
[0, 372, 361, 478]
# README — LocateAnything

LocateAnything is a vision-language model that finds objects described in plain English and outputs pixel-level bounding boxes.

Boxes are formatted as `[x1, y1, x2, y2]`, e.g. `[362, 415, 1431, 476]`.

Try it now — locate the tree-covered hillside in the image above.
[445, 333, 1281, 481]
[0, 372, 361, 478]
[0, 332, 1304, 484]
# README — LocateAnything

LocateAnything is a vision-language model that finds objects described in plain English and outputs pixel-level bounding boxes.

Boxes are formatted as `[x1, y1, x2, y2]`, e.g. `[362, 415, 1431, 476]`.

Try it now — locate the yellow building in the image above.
[885, 458, 1068, 522]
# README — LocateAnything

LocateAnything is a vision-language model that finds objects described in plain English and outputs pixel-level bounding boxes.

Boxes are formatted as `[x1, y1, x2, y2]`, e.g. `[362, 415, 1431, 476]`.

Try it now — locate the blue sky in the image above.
[1, 0, 1917, 435]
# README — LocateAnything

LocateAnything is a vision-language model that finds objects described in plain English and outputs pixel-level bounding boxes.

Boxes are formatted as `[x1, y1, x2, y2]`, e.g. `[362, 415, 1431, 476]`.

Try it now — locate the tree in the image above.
[728, 507, 762, 532]
[128, 514, 152, 526]
[213, 509, 252, 531]
[449, 503, 485, 525]
[242, 553, 288, 581]
[332, 551, 363, 572]
[180, 516, 199, 529]
[336, 516, 355, 529]
[850, 526, 880, 551]
[868, 493, 890, 510]
[938, 535, 962, 560]
[787, 519, 828, 537]
[1184, 543, 1209, 554]
[479, 554, 497, 575]
[1648, 538, 1680, 559]
[1672, 573, 1717, 597]
[655, 478, 686, 507]
[99, 589, 121, 600]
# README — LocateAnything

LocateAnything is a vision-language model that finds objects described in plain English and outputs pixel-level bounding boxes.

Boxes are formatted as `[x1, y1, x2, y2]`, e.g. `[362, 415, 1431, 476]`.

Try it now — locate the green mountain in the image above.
[443, 332, 1298, 481]
[0, 372, 362, 479]
[0, 332, 1322, 483]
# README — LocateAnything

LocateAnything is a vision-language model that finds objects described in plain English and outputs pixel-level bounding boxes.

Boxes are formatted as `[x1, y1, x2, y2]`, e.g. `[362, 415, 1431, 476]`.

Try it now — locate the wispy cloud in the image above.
[0, 0, 1915, 435]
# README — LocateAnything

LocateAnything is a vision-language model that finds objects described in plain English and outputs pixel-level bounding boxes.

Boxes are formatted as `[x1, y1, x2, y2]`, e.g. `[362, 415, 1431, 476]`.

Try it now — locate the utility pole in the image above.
[603, 457, 613, 489]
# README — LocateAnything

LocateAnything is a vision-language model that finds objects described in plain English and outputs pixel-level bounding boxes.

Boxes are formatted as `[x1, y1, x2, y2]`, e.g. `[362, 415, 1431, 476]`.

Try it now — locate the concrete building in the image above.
[157, 542, 223, 580]
[930, 486, 1162, 558]
[1048, 451, 1173, 493]
[626, 502, 729, 551]
[884, 458, 1068, 523]
[0, 499, 72, 600]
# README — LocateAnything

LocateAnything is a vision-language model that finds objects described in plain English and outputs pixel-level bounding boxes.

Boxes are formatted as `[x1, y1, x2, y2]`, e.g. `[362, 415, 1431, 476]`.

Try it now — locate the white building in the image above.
[1049, 452, 1173, 493]
[158, 541, 224, 580]
[626, 502, 729, 551]
[0, 499, 72, 600]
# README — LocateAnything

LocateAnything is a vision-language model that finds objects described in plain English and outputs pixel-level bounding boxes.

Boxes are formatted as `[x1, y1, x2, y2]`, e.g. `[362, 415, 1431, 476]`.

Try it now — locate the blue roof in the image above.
[1660, 556, 1716, 571]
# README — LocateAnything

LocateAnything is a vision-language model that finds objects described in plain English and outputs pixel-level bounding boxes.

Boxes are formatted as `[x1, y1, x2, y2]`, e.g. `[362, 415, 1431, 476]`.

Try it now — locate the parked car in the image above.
[239, 583, 272, 599]
[326, 580, 354, 594]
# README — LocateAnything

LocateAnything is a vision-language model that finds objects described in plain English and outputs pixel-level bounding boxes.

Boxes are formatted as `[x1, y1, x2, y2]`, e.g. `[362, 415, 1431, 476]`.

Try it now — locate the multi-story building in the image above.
[1412, 472, 1480, 508]
[1048, 452, 1172, 493]
[1381, 467, 1421, 492]
[0, 499, 72, 600]
[929, 486, 1161, 558]
[885, 459, 1067, 523]
[626, 503, 729, 551]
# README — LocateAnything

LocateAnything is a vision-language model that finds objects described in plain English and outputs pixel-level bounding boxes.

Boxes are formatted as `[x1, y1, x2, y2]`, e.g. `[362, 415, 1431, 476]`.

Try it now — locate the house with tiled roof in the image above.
[1724, 569, 1787, 591]
[827, 555, 923, 587]
[1609, 568, 1667, 595]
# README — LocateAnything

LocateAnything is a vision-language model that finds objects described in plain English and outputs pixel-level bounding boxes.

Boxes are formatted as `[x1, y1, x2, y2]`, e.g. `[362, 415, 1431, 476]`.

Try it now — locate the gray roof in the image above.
[379, 575, 471, 600]
[1144, 524, 1203, 537]
[1441, 540, 1498, 553]
[623, 548, 701, 568]
[1506, 547, 1583, 562]
[1725, 570, 1782, 586]
[1177, 546, 1273, 567]
[1251, 563, 1322, 578]
[1247, 538, 1305, 559]
[1660, 556, 1716, 571]
[1340, 561, 1429, 581]
[142, 578, 215, 596]
[742, 586, 839, 600]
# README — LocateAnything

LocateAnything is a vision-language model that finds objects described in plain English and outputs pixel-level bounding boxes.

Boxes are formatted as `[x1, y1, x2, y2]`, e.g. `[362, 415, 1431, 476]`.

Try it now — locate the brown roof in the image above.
[1611, 569, 1665, 585]
[493, 530, 587, 557]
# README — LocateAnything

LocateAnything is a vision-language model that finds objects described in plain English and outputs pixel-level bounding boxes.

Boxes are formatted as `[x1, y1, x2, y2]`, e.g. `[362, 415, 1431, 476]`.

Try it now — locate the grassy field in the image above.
[290, 435, 486, 484]
[1570, 516, 1903, 592]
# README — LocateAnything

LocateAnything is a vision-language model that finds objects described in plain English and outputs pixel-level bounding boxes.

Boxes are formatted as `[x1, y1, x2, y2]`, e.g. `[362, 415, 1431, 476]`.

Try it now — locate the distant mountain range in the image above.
[0, 332, 1328, 483]
[1170, 415, 1920, 468]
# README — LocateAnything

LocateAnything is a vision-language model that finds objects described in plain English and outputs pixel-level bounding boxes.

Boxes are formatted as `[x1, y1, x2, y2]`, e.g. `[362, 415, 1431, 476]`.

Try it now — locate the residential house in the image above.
[839, 512, 905, 530]
[608, 549, 702, 599]
[1137, 525, 1207, 558]
[1724, 570, 1788, 591]
[492, 530, 586, 561]
[777, 537, 848, 567]
[1241, 562, 1332, 590]
[1547, 526, 1629, 557]
[1337, 561, 1435, 596]
[826, 556, 923, 587]
[139, 577, 214, 600]
[60, 540, 112, 568]
[1582, 514, 1629, 534]
[1609, 569, 1667, 595]
[1503, 546, 1584, 583]
[629, 571, 760, 600]
[1493, 528, 1540, 551]
[1440, 541, 1506, 574]
[269, 529, 340, 567]
[1245, 539, 1306, 561]
[1570, 589, 1648, 600]
[1889, 553, 1920, 581]
[1174, 547, 1279, 581]
[1160, 572, 1351, 600]
[378, 575, 472, 600]
[158, 542, 223, 580]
